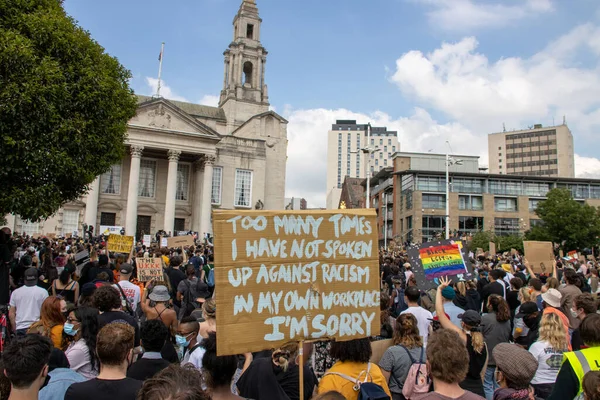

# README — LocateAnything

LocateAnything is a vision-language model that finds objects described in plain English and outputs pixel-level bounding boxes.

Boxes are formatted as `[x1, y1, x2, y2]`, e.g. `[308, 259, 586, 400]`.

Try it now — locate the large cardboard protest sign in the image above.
[107, 234, 134, 254]
[213, 209, 380, 356]
[523, 241, 553, 274]
[167, 235, 195, 248]
[143, 235, 152, 248]
[489, 242, 496, 256]
[136, 258, 163, 282]
[407, 239, 474, 290]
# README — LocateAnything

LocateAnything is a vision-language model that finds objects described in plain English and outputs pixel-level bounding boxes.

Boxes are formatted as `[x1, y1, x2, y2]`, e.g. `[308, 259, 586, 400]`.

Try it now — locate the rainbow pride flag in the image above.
[419, 244, 467, 280]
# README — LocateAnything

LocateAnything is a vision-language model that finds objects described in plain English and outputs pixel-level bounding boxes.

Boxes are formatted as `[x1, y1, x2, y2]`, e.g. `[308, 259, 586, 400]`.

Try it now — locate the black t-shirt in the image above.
[98, 311, 140, 347]
[65, 378, 142, 400]
[127, 358, 170, 381]
[481, 281, 505, 307]
[165, 267, 185, 304]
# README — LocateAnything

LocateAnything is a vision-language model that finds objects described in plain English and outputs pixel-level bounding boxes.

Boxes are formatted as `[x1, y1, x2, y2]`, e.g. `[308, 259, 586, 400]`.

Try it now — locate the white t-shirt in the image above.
[529, 340, 565, 384]
[114, 281, 141, 312]
[181, 345, 205, 370]
[9, 285, 49, 330]
[401, 306, 433, 346]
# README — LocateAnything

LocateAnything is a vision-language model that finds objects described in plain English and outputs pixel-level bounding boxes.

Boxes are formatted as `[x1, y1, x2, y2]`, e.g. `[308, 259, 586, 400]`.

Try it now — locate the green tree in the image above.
[532, 188, 600, 251]
[496, 234, 524, 254]
[0, 0, 137, 221]
[470, 231, 494, 252]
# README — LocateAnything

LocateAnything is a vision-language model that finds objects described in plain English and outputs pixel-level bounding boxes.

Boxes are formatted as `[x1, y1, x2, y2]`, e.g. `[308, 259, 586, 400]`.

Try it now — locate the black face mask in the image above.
[524, 314, 538, 329]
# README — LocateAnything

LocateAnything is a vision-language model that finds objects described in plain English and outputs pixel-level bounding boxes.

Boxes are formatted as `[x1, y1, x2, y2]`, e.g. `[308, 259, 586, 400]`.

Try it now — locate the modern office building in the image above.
[363, 168, 394, 247]
[284, 197, 307, 210]
[488, 123, 574, 177]
[389, 152, 600, 244]
[326, 120, 399, 209]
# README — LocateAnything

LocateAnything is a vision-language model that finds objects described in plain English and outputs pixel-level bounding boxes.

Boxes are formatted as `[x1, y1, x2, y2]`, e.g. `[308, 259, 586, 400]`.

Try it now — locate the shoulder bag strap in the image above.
[115, 283, 133, 314]
[398, 344, 417, 364]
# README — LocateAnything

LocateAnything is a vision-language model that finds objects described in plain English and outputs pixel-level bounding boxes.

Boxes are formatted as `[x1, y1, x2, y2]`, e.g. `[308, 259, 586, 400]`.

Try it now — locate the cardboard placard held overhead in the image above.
[107, 234, 134, 254]
[523, 241, 553, 274]
[47, 233, 57, 239]
[559, 250, 564, 258]
[511, 248, 518, 256]
[167, 235, 195, 248]
[213, 209, 380, 356]
[160, 237, 168, 248]
[406, 239, 474, 291]
[489, 242, 496, 256]
[142, 235, 152, 248]
[136, 258, 163, 282]
[370, 339, 393, 364]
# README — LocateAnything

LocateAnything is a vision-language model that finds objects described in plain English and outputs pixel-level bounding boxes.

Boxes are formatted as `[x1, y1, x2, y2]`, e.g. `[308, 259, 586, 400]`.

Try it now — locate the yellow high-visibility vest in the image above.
[563, 347, 600, 395]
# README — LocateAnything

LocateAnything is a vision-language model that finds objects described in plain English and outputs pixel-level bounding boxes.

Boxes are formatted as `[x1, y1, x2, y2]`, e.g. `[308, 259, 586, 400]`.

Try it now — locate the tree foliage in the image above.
[470, 231, 494, 252]
[0, 0, 138, 221]
[496, 234, 524, 254]
[527, 188, 600, 251]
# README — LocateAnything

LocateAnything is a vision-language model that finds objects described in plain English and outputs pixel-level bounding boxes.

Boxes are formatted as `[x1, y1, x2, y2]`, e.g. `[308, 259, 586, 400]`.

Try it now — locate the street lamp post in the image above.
[445, 146, 463, 240]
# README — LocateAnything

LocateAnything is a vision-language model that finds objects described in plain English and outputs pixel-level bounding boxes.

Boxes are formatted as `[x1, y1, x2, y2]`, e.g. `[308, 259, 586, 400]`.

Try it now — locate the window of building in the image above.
[211, 167, 223, 205]
[243, 61, 253, 87]
[422, 194, 445, 209]
[489, 180, 521, 196]
[138, 160, 157, 198]
[62, 210, 79, 235]
[422, 215, 446, 241]
[458, 195, 483, 210]
[371, 139, 374, 145]
[417, 176, 445, 192]
[101, 164, 121, 195]
[174, 218, 186, 232]
[451, 178, 484, 194]
[375, 159, 379, 166]
[384, 146, 388, 152]
[392, 146, 396, 152]
[494, 197, 518, 212]
[100, 212, 116, 226]
[20, 219, 39, 236]
[523, 182, 550, 197]
[234, 169, 252, 207]
[379, 139, 383, 145]
[459, 216, 483, 233]
[498, 146, 502, 150]
[499, 153, 502, 156]
[246, 24, 254, 39]
[528, 198, 544, 212]
[384, 159, 387, 166]
[388, 139, 391, 145]
[175, 164, 190, 201]
[494, 218, 520, 236]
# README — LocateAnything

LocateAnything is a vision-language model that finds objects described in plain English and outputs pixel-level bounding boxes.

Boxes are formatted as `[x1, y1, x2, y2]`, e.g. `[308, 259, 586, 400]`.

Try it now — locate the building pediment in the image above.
[130, 98, 221, 140]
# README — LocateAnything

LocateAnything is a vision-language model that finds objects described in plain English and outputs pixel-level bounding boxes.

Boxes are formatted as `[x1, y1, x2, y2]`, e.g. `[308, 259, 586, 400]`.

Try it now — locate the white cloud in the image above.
[145, 77, 188, 102]
[575, 154, 600, 179]
[285, 107, 480, 208]
[414, 0, 554, 31]
[199, 95, 219, 107]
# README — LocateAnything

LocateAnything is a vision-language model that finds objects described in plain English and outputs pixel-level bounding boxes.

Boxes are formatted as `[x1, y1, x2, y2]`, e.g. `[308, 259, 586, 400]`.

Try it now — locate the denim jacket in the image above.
[39, 368, 86, 400]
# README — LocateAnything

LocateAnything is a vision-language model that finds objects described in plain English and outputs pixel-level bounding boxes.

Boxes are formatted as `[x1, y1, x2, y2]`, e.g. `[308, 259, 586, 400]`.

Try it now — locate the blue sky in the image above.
[63, 0, 600, 207]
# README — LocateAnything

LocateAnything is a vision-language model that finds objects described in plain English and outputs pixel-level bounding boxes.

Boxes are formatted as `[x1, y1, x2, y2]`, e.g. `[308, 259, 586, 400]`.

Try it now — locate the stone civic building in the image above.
[3, 0, 288, 239]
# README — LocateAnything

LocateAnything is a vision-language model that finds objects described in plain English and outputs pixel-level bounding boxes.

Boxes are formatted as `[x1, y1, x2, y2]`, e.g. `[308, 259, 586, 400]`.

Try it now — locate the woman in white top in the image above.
[63, 307, 100, 380]
[528, 312, 569, 399]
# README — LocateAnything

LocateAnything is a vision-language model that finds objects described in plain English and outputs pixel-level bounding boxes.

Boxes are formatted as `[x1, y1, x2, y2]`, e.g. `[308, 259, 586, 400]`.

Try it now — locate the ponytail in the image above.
[488, 295, 510, 322]
[470, 331, 485, 354]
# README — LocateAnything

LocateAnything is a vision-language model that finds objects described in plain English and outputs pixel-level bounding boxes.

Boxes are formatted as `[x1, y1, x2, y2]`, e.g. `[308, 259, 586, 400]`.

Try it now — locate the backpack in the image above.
[207, 267, 215, 288]
[399, 345, 430, 399]
[390, 288, 408, 318]
[325, 362, 390, 400]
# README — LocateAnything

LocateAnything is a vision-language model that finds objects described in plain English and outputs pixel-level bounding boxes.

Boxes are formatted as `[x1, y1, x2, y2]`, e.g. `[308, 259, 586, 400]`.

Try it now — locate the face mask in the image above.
[175, 334, 190, 348]
[524, 315, 537, 329]
[63, 323, 78, 336]
[570, 309, 579, 318]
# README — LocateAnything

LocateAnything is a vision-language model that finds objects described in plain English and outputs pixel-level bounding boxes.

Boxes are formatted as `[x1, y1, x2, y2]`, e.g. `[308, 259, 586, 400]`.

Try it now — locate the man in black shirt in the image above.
[165, 256, 185, 308]
[93, 285, 140, 347]
[481, 269, 506, 308]
[87, 255, 114, 283]
[127, 320, 170, 380]
[66, 323, 142, 400]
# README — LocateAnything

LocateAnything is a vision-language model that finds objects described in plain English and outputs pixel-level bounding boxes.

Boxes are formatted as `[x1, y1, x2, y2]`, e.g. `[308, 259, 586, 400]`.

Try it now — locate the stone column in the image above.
[200, 155, 215, 236]
[84, 177, 100, 230]
[163, 150, 181, 235]
[125, 146, 144, 236]
[192, 159, 204, 233]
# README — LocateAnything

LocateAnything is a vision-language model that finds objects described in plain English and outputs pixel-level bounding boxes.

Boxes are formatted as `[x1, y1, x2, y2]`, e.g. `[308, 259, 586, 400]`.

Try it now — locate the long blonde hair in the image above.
[539, 313, 569, 351]
[455, 281, 466, 297]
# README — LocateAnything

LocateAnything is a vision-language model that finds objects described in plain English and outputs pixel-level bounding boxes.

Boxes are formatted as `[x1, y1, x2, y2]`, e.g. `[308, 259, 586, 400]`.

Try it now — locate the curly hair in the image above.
[202, 298, 216, 319]
[583, 371, 600, 400]
[138, 364, 209, 400]
[140, 319, 168, 353]
[330, 338, 372, 363]
[92, 285, 121, 312]
[426, 330, 469, 384]
[575, 293, 598, 315]
[201, 332, 237, 389]
[539, 313, 569, 352]
[393, 313, 423, 349]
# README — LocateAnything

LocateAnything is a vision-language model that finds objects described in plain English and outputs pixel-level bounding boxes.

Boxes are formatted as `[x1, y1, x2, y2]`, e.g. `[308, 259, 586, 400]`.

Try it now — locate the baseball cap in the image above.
[459, 310, 481, 327]
[494, 343, 538, 388]
[541, 288, 562, 308]
[515, 301, 539, 318]
[24, 267, 38, 286]
[119, 263, 133, 275]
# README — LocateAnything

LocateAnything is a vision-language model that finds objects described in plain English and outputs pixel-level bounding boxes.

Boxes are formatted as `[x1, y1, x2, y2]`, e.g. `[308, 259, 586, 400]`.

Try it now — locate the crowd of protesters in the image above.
[0, 226, 599, 400]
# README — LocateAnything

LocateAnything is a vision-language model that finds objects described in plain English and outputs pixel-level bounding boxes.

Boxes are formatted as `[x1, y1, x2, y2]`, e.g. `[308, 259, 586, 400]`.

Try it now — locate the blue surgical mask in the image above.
[175, 334, 190, 348]
[63, 323, 78, 336]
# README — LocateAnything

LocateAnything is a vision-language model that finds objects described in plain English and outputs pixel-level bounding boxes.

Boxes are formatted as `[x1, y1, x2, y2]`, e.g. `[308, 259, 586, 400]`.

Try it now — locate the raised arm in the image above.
[523, 258, 536, 279]
[435, 277, 465, 338]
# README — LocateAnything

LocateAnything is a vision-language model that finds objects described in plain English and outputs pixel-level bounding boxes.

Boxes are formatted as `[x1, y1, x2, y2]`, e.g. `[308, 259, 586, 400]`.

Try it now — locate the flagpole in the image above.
[156, 42, 165, 97]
